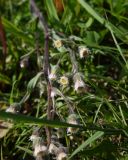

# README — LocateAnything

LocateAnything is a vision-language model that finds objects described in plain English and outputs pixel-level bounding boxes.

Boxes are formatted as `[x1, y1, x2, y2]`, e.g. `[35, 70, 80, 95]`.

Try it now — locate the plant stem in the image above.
[30, 0, 53, 147]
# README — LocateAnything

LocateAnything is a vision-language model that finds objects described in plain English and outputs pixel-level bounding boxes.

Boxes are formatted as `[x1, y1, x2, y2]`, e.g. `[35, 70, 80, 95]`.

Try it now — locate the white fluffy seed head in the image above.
[73, 72, 86, 93]
[49, 143, 58, 154]
[74, 79, 85, 91]
[34, 144, 47, 157]
[57, 152, 67, 160]
[79, 46, 90, 58]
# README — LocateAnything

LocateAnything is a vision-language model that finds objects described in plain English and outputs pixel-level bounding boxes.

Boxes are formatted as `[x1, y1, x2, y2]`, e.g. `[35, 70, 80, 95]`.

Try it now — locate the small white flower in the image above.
[79, 46, 90, 58]
[34, 144, 47, 157]
[54, 39, 63, 48]
[57, 152, 67, 160]
[59, 76, 69, 86]
[74, 79, 85, 91]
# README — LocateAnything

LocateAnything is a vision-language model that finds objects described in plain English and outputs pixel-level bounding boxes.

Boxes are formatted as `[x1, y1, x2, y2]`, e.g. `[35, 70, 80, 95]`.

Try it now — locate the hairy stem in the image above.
[30, 0, 53, 147]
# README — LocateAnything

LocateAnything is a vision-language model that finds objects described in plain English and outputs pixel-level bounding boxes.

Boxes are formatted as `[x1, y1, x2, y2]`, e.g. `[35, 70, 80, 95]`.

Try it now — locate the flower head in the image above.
[57, 152, 67, 160]
[54, 39, 63, 48]
[74, 79, 85, 91]
[73, 73, 86, 92]
[34, 144, 47, 157]
[79, 46, 90, 58]
[59, 76, 69, 86]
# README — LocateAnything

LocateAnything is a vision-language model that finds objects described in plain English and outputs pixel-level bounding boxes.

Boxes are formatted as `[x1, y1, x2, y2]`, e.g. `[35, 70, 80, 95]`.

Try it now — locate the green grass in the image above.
[0, 0, 128, 159]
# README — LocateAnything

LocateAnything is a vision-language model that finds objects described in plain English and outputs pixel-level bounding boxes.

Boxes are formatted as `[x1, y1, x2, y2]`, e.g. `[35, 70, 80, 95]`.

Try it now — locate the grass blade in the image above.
[27, 72, 43, 92]
[0, 111, 82, 129]
[69, 131, 104, 159]
[78, 0, 128, 44]
[78, 0, 104, 24]
[45, 0, 59, 21]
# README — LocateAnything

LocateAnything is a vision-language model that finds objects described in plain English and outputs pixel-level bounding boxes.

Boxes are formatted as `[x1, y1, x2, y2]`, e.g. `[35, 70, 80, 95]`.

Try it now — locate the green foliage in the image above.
[0, 0, 128, 159]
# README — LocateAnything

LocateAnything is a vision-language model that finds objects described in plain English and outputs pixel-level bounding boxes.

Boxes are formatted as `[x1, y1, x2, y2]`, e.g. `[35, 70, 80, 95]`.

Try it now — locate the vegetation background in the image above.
[0, 0, 128, 159]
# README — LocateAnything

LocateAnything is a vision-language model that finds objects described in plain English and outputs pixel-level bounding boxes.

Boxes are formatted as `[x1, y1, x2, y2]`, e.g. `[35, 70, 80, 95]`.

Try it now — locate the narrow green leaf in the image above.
[61, 6, 73, 25]
[118, 105, 127, 126]
[0, 73, 11, 85]
[105, 99, 122, 123]
[27, 72, 43, 92]
[2, 17, 33, 45]
[109, 28, 128, 69]
[45, 0, 59, 21]
[78, 0, 128, 44]
[69, 131, 104, 159]
[16, 145, 32, 155]
[78, 0, 104, 24]
[0, 111, 83, 129]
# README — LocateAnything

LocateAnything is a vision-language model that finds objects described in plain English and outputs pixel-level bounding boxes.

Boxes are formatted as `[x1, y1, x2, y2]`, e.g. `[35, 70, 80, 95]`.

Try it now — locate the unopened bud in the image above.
[67, 114, 79, 134]
[20, 58, 29, 68]
[73, 73, 86, 93]
[49, 72, 56, 80]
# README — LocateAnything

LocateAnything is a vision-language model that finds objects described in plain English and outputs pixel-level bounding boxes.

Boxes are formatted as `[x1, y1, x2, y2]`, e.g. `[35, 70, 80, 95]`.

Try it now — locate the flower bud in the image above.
[56, 128, 65, 139]
[48, 65, 57, 81]
[51, 90, 56, 98]
[67, 114, 79, 134]
[20, 58, 29, 68]
[74, 79, 85, 91]
[49, 72, 56, 80]
[73, 73, 86, 93]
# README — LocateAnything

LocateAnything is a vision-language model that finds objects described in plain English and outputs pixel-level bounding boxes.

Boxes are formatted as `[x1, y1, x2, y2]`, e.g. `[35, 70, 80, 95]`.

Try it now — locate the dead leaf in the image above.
[0, 120, 13, 138]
